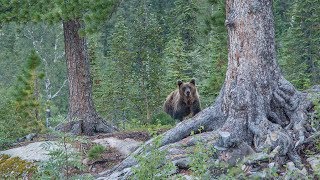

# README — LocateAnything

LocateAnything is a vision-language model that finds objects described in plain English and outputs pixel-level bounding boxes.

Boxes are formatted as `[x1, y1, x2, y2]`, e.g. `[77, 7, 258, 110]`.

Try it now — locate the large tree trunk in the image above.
[97, 0, 317, 179]
[56, 19, 117, 135]
[214, 0, 313, 166]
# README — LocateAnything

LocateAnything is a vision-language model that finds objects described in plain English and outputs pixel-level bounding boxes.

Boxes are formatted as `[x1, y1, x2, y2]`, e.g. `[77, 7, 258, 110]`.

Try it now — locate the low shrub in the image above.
[88, 144, 106, 160]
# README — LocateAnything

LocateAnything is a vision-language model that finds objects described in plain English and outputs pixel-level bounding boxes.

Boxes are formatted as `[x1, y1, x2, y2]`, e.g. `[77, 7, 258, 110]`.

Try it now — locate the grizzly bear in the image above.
[163, 79, 201, 121]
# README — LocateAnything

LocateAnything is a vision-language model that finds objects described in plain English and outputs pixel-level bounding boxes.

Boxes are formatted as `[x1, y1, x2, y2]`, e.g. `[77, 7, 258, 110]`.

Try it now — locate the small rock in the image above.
[285, 161, 307, 177]
[219, 142, 255, 165]
[70, 122, 82, 135]
[0, 141, 68, 162]
[26, 133, 37, 141]
[286, 162, 295, 171]
[97, 167, 132, 180]
[268, 162, 275, 168]
[241, 164, 247, 171]
[180, 174, 194, 180]
[249, 171, 266, 178]
[307, 155, 320, 171]
[93, 137, 141, 156]
[17, 137, 26, 143]
[82, 158, 90, 165]
[173, 157, 190, 169]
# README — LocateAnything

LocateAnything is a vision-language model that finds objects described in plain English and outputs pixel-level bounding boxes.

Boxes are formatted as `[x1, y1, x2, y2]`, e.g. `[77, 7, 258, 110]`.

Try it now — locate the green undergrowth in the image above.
[189, 140, 216, 178]
[88, 144, 106, 160]
[124, 118, 174, 136]
[132, 135, 175, 180]
[34, 131, 93, 179]
[187, 140, 317, 179]
[309, 91, 320, 154]
[311, 91, 320, 130]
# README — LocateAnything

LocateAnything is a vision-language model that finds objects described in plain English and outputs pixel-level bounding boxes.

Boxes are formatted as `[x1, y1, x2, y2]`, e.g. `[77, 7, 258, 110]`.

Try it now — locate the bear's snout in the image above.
[185, 90, 191, 96]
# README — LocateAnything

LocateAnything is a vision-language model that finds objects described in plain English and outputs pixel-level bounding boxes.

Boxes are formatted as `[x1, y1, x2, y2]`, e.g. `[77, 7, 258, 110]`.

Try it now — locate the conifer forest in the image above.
[0, 0, 320, 179]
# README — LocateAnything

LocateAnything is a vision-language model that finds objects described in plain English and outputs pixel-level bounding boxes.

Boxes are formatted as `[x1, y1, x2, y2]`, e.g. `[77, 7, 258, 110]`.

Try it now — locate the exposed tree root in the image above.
[216, 79, 315, 169]
[298, 131, 320, 146]
[159, 92, 226, 146]
[55, 114, 118, 136]
[95, 93, 226, 179]
[96, 85, 319, 179]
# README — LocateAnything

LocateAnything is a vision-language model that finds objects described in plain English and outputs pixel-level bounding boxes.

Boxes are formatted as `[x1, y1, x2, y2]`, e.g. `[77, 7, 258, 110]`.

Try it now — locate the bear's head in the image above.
[177, 79, 197, 100]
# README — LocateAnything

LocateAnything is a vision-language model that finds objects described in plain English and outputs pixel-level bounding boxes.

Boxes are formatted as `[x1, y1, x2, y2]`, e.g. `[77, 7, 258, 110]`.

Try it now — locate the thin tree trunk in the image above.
[56, 19, 117, 135]
[34, 77, 40, 121]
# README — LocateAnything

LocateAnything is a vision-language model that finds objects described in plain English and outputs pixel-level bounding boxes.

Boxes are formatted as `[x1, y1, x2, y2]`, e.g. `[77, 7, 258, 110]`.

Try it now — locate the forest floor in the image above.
[0, 128, 319, 179]
[0, 129, 174, 178]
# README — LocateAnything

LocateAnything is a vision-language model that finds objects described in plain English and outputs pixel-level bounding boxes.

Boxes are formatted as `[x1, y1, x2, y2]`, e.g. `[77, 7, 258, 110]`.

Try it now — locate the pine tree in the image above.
[164, 36, 192, 83]
[14, 50, 45, 133]
[98, 0, 218, 119]
[1, 0, 120, 135]
[201, 0, 228, 106]
[129, 0, 166, 123]
[103, 13, 133, 128]
[273, 0, 293, 40]
[0, 24, 25, 86]
[277, 0, 320, 89]
[89, 39, 105, 114]
[168, 0, 201, 78]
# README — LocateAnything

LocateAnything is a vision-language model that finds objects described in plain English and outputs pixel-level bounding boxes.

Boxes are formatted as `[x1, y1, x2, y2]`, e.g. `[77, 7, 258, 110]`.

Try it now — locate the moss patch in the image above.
[0, 154, 37, 179]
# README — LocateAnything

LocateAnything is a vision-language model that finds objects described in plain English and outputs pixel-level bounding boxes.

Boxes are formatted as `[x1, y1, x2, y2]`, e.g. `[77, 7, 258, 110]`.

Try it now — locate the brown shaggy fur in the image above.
[163, 79, 201, 121]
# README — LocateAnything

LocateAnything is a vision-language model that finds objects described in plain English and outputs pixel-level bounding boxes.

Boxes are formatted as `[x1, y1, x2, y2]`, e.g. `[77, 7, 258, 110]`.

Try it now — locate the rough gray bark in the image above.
[56, 19, 117, 135]
[215, 0, 313, 168]
[96, 0, 317, 179]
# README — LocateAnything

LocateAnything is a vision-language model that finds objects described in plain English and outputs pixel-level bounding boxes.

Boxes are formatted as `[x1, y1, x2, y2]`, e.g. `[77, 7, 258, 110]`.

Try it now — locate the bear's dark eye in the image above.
[182, 87, 186, 91]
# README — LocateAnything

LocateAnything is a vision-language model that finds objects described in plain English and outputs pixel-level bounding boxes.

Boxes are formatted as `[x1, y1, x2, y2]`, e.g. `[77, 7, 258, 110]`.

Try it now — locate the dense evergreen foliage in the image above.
[275, 0, 320, 89]
[0, 51, 46, 145]
[0, 0, 319, 141]
[14, 50, 45, 132]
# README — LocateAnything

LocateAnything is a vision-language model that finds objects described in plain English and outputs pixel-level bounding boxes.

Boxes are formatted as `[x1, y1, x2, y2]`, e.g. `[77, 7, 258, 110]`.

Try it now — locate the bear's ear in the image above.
[177, 80, 183, 87]
[190, 78, 195, 85]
